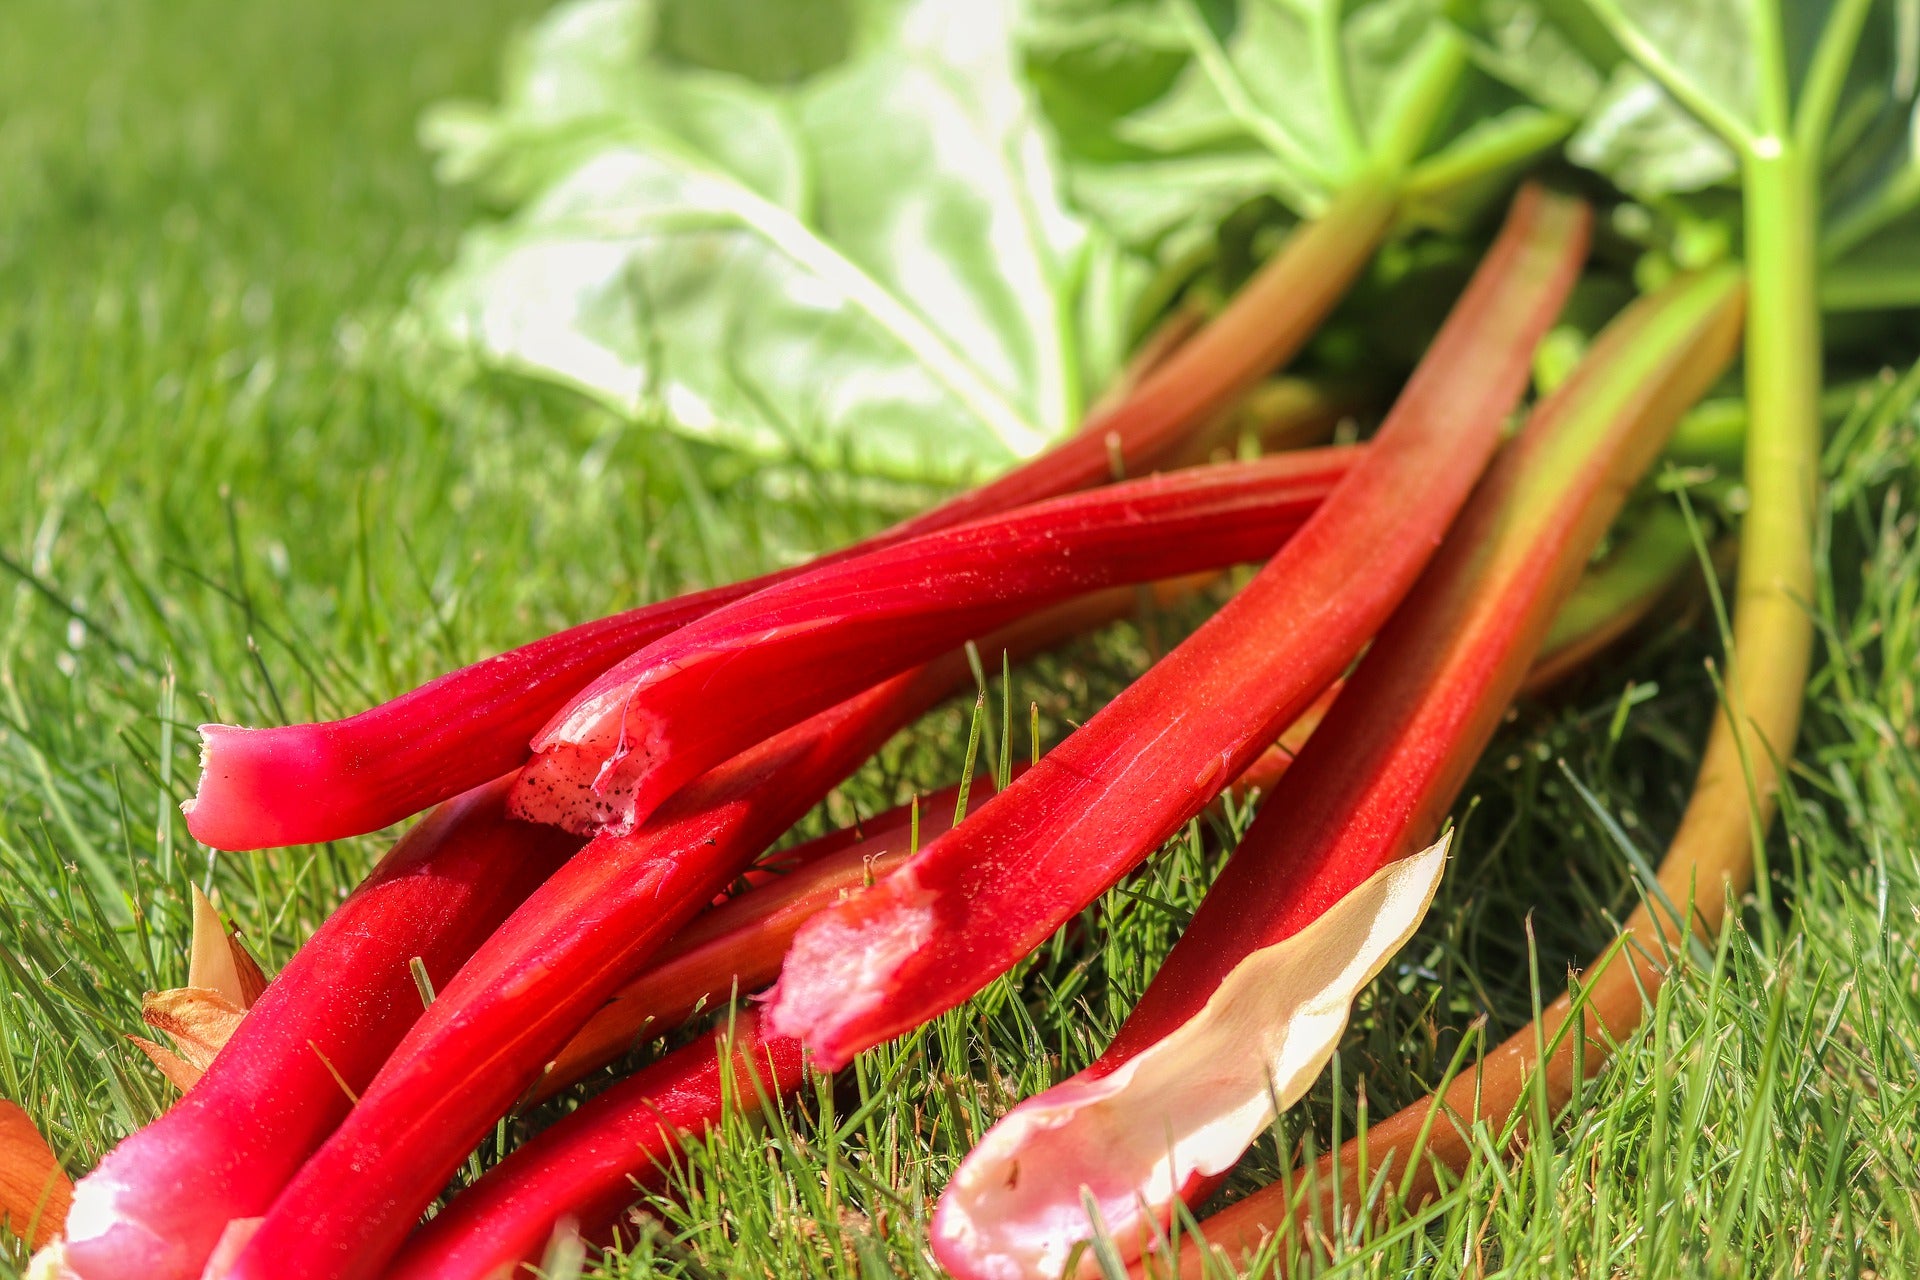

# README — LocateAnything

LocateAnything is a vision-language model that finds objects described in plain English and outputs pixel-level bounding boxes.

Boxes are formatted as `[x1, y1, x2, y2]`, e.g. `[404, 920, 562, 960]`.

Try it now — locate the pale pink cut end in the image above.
[508, 741, 638, 836]
[54, 1168, 197, 1279]
[763, 879, 938, 1071]
[931, 841, 1449, 1280]
[184, 724, 335, 852]
[512, 689, 662, 836]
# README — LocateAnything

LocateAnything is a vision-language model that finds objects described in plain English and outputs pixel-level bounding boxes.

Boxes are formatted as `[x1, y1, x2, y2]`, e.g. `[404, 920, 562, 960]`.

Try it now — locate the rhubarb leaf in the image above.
[932, 838, 1447, 1279]
[1462, 0, 1920, 307]
[421, 0, 1127, 483]
[1019, 0, 1571, 255]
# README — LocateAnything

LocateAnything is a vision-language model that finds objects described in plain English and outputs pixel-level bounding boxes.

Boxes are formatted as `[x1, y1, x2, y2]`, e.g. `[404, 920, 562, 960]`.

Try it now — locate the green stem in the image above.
[1401, 110, 1575, 215]
[1793, 0, 1876, 156]
[1313, 0, 1366, 166]
[1370, 30, 1470, 176]
[1636, 144, 1819, 954]
[1745, 0, 1791, 141]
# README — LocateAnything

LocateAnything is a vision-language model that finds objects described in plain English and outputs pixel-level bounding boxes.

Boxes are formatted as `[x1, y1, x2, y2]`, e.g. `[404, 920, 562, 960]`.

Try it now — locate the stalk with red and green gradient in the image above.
[513, 450, 1355, 833]
[385, 1013, 804, 1280]
[212, 592, 1159, 1280]
[54, 778, 582, 1280]
[928, 265, 1746, 1280]
[183, 184, 1391, 853]
[765, 184, 1592, 1070]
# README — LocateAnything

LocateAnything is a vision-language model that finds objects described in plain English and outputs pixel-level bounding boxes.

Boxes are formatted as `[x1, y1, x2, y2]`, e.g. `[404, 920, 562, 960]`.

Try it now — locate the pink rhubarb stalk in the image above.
[385, 1012, 806, 1280]
[765, 184, 1592, 1070]
[514, 451, 1355, 833]
[184, 184, 1393, 852]
[532, 793, 961, 1103]
[933, 266, 1746, 1280]
[53, 778, 581, 1280]
[217, 596, 1144, 1280]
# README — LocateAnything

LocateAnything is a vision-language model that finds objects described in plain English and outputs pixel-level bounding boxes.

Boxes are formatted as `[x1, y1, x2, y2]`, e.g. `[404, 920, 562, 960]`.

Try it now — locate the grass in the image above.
[1, 0, 1916, 1276]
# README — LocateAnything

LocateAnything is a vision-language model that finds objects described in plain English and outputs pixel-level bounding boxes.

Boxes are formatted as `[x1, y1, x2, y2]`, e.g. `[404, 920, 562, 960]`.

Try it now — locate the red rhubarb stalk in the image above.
[216, 595, 1146, 1280]
[184, 185, 1392, 853]
[385, 1013, 805, 1280]
[52, 778, 581, 1280]
[929, 266, 1745, 1279]
[514, 450, 1355, 833]
[535, 539, 1669, 1108]
[532, 796, 957, 1103]
[764, 184, 1592, 1070]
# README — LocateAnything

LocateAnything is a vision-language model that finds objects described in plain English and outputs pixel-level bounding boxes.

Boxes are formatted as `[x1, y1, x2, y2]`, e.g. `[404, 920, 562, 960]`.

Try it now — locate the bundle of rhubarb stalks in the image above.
[20, 0, 1915, 1274]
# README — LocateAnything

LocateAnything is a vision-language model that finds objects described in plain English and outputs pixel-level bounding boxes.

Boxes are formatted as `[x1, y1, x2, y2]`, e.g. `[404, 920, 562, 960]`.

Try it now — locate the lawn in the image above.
[1, 0, 1916, 1276]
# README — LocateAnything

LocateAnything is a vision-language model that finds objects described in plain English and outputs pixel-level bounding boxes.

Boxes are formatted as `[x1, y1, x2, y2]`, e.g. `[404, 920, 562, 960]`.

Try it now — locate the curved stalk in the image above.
[1168, 83, 1825, 1280]
[186, 180, 1394, 853]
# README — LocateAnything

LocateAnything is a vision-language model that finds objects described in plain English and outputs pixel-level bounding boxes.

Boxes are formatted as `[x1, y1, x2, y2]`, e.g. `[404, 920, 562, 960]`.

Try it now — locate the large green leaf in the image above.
[1453, 0, 1739, 198]
[420, 0, 1126, 483]
[1459, 0, 1920, 312]
[1020, 0, 1570, 256]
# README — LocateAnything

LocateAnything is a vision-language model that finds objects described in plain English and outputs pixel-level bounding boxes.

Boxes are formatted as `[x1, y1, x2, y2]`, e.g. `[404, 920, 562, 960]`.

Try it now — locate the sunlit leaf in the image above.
[421, 0, 1119, 483]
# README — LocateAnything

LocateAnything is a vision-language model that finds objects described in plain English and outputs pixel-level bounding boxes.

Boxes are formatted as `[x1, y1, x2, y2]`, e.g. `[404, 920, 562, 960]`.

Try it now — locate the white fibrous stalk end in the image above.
[764, 881, 937, 1069]
[932, 836, 1451, 1280]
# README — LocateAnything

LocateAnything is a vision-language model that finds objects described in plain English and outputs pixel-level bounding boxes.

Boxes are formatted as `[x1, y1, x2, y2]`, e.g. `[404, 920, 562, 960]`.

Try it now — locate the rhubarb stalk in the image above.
[217, 595, 1148, 1280]
[766, 185, 1591, 1070]
[1173, 9, 1849, 1264]
[531, 803, 948, 1103]
[184, 186, 1391, 853]
[930, 265, 1744, 1280]
[515, 451, 1355, 833]
[52, 778, 581, 1280]
[385, 1013, 805, 1280]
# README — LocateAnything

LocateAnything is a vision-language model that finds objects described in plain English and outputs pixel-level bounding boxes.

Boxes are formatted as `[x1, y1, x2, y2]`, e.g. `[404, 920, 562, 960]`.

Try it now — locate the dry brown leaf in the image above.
[187, 886, 267, 1009]
[127, 1035, 206, 1094]
[138, 986, 247, 1094]
[134, 890, 270, 1097]
[0, 1100, 71, 1250]
[228, 935, 269, 1008]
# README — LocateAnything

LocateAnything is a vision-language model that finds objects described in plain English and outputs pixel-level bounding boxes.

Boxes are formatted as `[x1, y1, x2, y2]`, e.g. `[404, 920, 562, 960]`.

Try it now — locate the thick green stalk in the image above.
[1657, 146, 1819, 925]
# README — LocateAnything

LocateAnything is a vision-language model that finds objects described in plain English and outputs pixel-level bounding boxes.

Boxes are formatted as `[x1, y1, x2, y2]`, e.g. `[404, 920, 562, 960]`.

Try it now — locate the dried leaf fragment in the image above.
[0, 1100, 72, 1249]
[131, 888, 269, 1095]
[187, 886, 268, 1008]
[132, 988, 248, 1093]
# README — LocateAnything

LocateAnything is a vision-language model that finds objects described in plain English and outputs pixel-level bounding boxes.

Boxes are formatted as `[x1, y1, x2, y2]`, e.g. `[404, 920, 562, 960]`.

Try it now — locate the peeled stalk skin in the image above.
[56, 778, 582, 1280]
[516, 451, 1356, 834]
[221, 596, 1142, 1280]
[955, 269, 1741, 1280]
[185, 184, 1393, 854]
[386, 1014, 806, 1280]
[767, 185, 1591, 1071]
